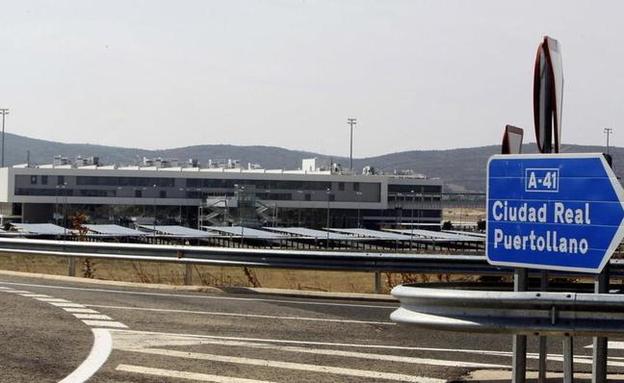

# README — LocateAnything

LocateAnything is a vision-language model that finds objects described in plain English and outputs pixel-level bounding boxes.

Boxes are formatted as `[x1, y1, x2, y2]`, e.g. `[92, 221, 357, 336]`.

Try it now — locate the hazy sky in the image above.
[1, 1, 623, 157]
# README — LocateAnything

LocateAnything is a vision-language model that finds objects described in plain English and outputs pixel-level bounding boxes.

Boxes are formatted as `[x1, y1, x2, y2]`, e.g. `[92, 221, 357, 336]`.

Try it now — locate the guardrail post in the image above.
[563, 336, 574, 383]
[184, 263, 193, 285]
[592, 266, 609, 383]
[374, 272, 382, 294]
[512, 268, 528, 383]
[67, 257, 76, 277]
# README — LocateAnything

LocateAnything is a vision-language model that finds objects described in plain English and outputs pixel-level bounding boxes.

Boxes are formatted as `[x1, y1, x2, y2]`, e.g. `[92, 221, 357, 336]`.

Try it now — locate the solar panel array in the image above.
[84, 224, 146, 237]
[386, 228, 484, 242]
[204, 226, 287, 239]
[141, 225, 216, 238]
[265, 227, 358, 241]
[328, 228, 413, 241]
[11, 223, 68, 235]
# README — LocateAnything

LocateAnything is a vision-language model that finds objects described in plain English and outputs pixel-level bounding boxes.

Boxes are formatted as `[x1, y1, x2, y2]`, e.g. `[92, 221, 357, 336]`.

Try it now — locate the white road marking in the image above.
[116, 364, 276, 383]
[19, 293, 50, 297]
[118, 347, 444, 383]
[87, 304, 394, 326]
[63, 308, 100, 314]
[73, 314, 113, 320]
[48, 302, 87, 308]
[0, 281, 394, 309]
[59, 328, 113, 383]
[82, 320, 128, 329]
[36, 298, 71, 303]
[112, 330, 505, 369]
[2, 289, 33, 294]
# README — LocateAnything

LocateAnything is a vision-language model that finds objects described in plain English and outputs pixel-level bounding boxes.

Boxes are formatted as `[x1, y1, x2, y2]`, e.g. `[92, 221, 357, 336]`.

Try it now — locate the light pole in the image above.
[178, 187, 185, 225]
[410, 189, 415, 251]
[152, 184, 157, 235]
[61, 182, 67, 236]
[347, 118, 357, 171]
[604, 128, 613, 154]
[356, 191, 363, 228]
[236, 184, 245, 246]
[0, 108, 8, 168]
[297, 190, 303, 227]
[326, 187, 331, 248]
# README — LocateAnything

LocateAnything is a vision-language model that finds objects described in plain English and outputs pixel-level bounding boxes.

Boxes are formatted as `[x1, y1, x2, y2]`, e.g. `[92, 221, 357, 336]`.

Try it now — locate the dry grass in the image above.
[0, 251, 477, 294]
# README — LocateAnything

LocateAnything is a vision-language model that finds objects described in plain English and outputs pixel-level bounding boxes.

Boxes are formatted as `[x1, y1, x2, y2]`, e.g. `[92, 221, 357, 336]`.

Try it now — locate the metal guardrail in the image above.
[0, 237, 624, 276]
[390, 285, 624, 337]
[0, 237, 492, 274]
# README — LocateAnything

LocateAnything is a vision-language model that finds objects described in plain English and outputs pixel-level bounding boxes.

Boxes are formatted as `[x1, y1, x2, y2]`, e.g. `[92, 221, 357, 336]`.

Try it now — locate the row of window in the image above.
[388, 184, 442, 193]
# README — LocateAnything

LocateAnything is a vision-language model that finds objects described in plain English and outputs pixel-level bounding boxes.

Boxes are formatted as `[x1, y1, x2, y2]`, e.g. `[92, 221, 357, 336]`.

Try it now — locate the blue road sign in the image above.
[486, 153, 624, 273]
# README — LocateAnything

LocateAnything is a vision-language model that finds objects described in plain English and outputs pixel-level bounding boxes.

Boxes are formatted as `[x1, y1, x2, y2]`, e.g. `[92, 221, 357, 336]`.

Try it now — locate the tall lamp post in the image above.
[347, 118, 357, 171]
[326, 187, 331, 248]
[152, 184, 157, 236]
[0, 108, 8, 168]
[604, 128, 613, 154]
[356, 191, 363, 228]
[410, 189, 415, 251]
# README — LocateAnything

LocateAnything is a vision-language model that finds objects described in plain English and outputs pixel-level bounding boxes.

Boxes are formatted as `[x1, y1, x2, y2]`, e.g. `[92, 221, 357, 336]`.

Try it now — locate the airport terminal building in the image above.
[0, 157, 443, 229]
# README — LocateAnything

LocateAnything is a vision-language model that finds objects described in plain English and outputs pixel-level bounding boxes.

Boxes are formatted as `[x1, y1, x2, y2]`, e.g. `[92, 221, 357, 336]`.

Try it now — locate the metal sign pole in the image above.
[538, 271, 548, 383]
[512, 268, 528, 383]
[563, 336, 574, 383]
[592, 265, 609, 382]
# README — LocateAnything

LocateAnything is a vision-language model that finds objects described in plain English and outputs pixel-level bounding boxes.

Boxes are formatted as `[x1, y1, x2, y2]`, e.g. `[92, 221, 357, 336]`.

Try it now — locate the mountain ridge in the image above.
[3, 132, 619, 192]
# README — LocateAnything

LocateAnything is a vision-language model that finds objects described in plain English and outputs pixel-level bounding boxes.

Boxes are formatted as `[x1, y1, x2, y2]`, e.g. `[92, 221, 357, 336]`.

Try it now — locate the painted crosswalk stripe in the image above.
[36, 298, 71, 303]
[63, 308, 100, 314]
[116, 364, 277, 383]
[49, 302, 86, 308]
[87, 304, 394, 326]
[118, 347, 444, 383]
[82, 320, 128, 329]
[73, 314, 112, 320]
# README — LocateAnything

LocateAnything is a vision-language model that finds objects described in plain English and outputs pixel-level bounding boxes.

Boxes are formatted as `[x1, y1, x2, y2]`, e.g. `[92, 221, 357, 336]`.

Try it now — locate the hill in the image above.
[3, 133, 618, 192]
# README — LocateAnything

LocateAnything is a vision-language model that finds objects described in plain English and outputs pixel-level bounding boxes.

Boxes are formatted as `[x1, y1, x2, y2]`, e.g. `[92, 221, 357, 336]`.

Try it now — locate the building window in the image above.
[338, 182, 345, 191]
[41, 175, 48, 185]
[353, 182, 360, 191]
[329, 194, 335, 202]
[305, 194, 311, 201]
[57, 176, 65, 185]
[30, 176, 37, 185]
[159, 190, 167, 198]
[135, 189, 142, 198]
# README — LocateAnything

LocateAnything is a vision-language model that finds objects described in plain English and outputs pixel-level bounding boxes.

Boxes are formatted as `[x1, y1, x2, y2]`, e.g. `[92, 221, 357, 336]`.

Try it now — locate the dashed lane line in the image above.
[116, 347, 445, 383]
[0, 280, 395, 309]
[116, 364, 277, 383]
[87, 304, 395, 326]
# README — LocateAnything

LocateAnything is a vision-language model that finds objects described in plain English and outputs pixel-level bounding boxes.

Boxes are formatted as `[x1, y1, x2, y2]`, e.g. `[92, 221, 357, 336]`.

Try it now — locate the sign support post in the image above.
[512, 268, 528, 383]
[592, 265, 609, 382]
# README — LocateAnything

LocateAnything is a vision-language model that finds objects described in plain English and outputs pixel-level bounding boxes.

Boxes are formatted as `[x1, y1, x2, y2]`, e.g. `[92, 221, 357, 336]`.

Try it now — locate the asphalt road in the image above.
[1, 273, 623, 383]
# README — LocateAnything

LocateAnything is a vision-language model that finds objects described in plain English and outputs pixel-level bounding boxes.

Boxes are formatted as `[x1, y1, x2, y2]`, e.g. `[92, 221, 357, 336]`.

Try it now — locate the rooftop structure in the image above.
[0, 157, 443, 229]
